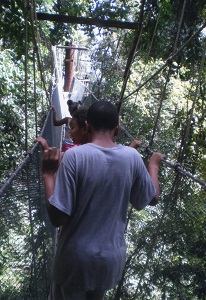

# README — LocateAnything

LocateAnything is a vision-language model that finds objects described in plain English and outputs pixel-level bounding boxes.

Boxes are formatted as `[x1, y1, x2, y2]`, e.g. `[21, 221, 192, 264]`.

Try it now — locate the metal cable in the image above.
[123, 20, 206, 101]
[117, 0, 146, 113]
[121, 124, 206, 190]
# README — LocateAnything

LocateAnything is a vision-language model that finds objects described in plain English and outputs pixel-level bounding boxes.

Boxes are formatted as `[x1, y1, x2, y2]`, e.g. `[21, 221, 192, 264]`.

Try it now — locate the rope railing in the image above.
[120, 124, 206, 190]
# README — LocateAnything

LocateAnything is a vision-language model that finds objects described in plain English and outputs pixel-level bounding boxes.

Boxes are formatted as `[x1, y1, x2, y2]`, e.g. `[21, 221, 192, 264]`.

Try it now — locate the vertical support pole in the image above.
[64, 46, 75, 92]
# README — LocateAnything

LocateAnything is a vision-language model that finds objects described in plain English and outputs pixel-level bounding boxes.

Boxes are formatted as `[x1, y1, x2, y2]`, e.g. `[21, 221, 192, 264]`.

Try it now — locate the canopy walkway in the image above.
[1, 2, 206, 299]
[1, 43, 206, 299]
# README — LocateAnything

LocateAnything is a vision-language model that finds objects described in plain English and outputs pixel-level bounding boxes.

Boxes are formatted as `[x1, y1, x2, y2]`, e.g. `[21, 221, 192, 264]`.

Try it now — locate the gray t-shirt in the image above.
[49, 143, 156, 291]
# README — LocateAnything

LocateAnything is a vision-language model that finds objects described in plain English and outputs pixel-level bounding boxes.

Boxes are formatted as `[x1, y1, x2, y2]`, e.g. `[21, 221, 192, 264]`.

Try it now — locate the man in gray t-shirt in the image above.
[41, 101, 164, 300]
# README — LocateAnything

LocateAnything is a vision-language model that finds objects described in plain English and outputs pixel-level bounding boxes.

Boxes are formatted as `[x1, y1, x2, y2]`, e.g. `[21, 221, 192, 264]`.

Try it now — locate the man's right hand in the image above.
[41, 147, 61, 176]
[35, 136, 49, 151]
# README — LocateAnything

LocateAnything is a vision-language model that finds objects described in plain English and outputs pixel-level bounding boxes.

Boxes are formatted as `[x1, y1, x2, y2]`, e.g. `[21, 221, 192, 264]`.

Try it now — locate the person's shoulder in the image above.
[61, 146, 80, 165]
[120, 145, 143, 159]
[122, 144, 140, 152]
[63, 143, 91, 154]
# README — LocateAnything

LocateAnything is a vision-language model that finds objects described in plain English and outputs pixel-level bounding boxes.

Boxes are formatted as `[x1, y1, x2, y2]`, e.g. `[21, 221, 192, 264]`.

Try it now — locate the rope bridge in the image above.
[1, 55, 206, 299]
[1, 2, 206, 299]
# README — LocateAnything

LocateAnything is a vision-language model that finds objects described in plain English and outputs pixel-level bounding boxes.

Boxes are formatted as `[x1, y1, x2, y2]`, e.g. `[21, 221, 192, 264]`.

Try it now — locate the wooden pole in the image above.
[64, 46, 75, 92]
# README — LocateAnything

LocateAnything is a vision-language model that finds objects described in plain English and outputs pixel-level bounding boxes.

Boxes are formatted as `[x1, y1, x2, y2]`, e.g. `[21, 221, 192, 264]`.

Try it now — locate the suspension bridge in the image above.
[1, 1, 206, 299]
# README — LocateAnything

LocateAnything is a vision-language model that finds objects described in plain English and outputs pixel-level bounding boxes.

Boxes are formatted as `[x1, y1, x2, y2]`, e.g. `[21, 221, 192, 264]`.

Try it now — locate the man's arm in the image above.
[130, 140, 164, 206]
[129, 139, 142, 149]
[41, 147, 70, 227]
[147, 152, 165, 206]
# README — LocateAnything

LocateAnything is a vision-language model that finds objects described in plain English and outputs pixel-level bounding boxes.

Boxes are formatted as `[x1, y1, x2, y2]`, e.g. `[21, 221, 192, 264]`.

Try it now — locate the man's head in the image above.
[87, 101, 119, 131]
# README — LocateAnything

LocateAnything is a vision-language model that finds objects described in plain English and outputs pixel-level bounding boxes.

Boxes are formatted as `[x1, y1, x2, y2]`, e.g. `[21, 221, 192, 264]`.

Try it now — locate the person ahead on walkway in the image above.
[41, 100, 165, 300]
[52, 100, 82, 152]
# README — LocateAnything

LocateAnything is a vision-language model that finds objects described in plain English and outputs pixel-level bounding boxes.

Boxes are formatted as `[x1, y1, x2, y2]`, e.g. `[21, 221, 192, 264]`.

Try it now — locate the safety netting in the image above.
[0, 78, 63, 299]
[0, 119, 55, 299]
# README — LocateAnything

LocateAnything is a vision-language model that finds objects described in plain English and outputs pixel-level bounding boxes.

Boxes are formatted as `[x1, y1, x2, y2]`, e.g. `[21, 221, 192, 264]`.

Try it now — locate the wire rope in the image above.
[120, 124, 206, 189]
[29, 1, 50, 102]
[172, 0, 187, 54]
[30, 7, 53, 288]
[177, 39, 206, 164]
[117, 22, 206, 293]
[26, 162, 38, 298]
[132, 177, 181, 299]
[113, 30, 129, 78]
[117, 0, 146, 113]
[33, 48, 38, 137]
[125, 4, 162, 128]
[149, 0, 187, 148]
[24, 0, 29, 152]
[123, 20, 206, 101]
[114, 173, 181, 300]
[148, 7, 161, 57]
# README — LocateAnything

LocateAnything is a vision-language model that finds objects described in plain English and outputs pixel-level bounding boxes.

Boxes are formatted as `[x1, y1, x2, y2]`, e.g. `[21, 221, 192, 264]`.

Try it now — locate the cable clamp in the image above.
[145, 146, 153, 155]
[174, 163, 181, 172]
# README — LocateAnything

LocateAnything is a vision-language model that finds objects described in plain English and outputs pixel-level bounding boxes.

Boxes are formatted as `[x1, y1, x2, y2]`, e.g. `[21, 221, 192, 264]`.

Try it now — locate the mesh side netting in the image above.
[0, 104, 62, 299]
[0, 147, 53, 299]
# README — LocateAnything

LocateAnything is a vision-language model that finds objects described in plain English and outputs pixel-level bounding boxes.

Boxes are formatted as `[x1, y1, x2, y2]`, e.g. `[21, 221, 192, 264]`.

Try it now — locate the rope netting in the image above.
[0, 111, 57, 299]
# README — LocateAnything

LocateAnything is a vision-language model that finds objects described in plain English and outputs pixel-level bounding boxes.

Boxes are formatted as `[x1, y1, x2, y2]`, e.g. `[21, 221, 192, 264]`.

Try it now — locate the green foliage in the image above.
[0, 49, 25, 179]
[0, 0, 54, 183]
[0, 103, 24, 174]
[130, 0, 205, 65]
[90, 30, 125, 101]
[0, 0, 29, 58]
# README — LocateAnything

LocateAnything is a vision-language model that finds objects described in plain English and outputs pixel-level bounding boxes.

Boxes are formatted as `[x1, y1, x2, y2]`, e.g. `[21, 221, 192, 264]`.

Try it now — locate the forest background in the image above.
[1, 0, 206, 299]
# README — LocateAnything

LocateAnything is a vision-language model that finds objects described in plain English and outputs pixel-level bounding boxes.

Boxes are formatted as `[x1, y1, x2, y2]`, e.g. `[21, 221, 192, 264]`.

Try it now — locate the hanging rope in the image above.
[29, 0, 50, 102]
[24, 0, 29, 152]
[125, 4, 162, 129]
[149, 0, 187, 149]
[117, 0, 146, 113]
[123, 20, 206, 101]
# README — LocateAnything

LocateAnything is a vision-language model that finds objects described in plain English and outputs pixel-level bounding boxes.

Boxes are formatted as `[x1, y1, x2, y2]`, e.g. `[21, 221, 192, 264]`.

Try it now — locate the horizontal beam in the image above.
[56, 45, 89, 51]
[36, 13, 138, 30]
